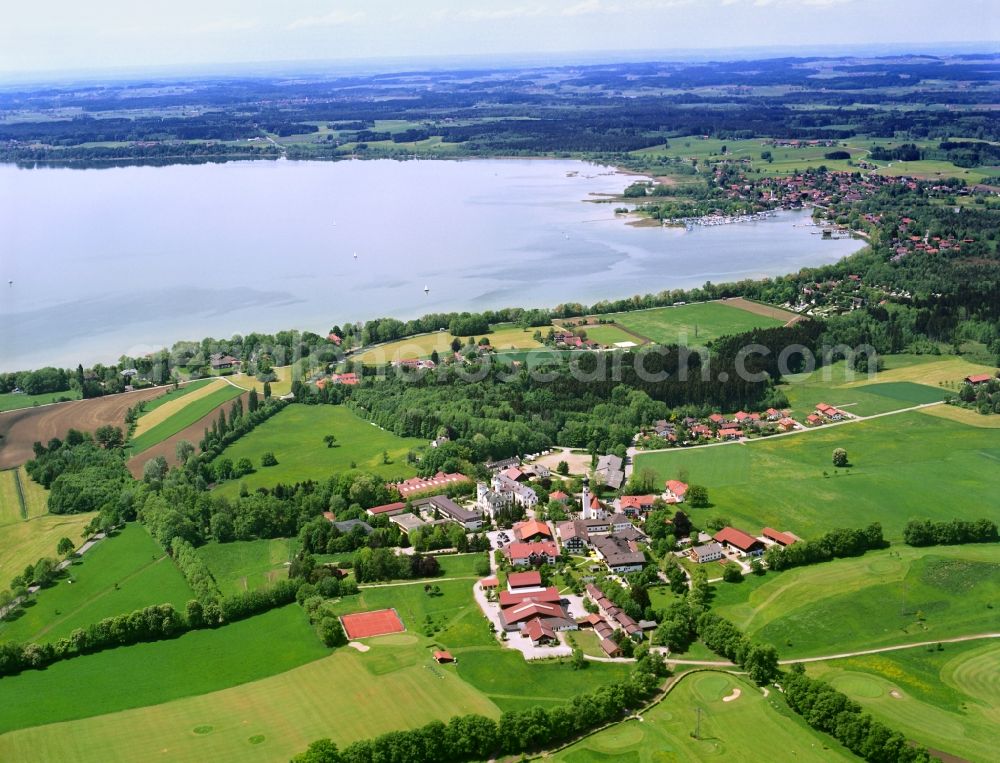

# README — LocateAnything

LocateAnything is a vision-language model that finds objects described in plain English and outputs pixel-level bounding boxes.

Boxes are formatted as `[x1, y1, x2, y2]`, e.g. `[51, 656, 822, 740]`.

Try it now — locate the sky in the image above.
[1, 0, 997, 77]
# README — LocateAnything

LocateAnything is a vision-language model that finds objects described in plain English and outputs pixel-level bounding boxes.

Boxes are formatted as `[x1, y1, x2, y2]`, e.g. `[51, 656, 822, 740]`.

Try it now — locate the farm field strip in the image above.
[0, 512, 95, 593]
[132, 379, 222, 437]
[0, 470, 23, 523]
[129, 385, 243, 454]
[16, 467, 48, 518]
[353, 323, 543, 364]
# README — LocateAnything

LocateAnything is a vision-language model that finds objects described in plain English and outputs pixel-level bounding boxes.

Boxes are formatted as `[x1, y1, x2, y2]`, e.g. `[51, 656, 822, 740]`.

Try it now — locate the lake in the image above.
[0, 158, 864, 371]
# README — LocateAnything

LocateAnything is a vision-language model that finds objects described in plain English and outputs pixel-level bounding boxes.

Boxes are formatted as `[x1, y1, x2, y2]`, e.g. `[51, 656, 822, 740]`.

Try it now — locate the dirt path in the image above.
[0, 387, 166, 469]
[778, 632, 1000, 664]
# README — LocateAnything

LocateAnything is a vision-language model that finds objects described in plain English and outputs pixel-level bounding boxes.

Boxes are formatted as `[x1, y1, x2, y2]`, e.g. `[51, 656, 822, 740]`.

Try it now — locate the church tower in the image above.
[581, 476, 591, 520]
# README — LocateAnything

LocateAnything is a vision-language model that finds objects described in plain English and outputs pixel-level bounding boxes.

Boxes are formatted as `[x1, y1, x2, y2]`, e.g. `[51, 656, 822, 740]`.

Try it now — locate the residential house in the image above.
[718, 427, 742, 441]
[777, 417, 797, 432]
[504, 541, 560, 566]
[513, 519, 553, 542]
[592, 534, 647, 574]
[210, 353, 238, 370]
[616, 494, 657, 517]
[663, 480, 688, 503]
[595, 454, 626, 490]
[966, 373, 995, 385]
[690, 542, 724, 564]
[556, 520, 590, 553]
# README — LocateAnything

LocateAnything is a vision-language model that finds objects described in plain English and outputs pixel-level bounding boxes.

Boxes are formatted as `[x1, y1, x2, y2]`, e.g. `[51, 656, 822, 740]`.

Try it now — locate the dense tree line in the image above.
[783, 666, 932, 763]
[292, 654, 667, 763]
[0, 367, 70, 395]
[352, 547, 441, 583]
[902, 518, 998, 547]
[170, 537, 222, 604]
[696, 613, 780, 685]
[26, 433, 132, 515]
[763, 523, 887, 571]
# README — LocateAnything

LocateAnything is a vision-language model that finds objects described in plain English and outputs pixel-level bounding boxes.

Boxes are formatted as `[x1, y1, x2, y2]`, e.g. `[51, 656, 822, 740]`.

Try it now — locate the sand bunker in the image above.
[889, 689, 903, 699]
[347, 641, 370, 652]
[722, 687, 742, 702]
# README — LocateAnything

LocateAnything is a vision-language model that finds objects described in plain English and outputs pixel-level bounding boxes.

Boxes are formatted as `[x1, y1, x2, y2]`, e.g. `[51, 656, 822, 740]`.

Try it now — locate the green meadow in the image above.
[0, 389, 80, 412]
[196, 537, 298, 594]
[710, 545, 1000, 658]
[212, 404, 423, 496]
[0, 605, 328, 735]
[577, 324, 643, 346]
[129, 384, 243, 454]
[609, 302, 785, 346]
[553, 671, 855, 762]
[0, 524, 193, 644]
[806, 640, 1000, 763]
[0, 628, 497, 763]
[635, 411, 1000, 539]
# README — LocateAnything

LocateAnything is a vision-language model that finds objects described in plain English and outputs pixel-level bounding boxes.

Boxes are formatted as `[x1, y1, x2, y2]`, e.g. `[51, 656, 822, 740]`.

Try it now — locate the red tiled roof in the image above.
[507, 570, 543, 588]
[714, 526, 762, 551]
[367, 501, 406, 515]
[480, 576, 499, 588]
[392, 471, 469, 497]
[514, 519, 552, 540]
[524, 619, 556, 642]
[549, 490, 569, 501]
[433, 650, 454, 662]
[762, 527, 797, 546]
[504, 541, 559, 561]
[665, 480, 688, 497]
[619, 495, 657, 510]
[966, 373, 994, 384]
[503, 600, 564, 625]
[501, 466, 525, 482]
[498, 586, 561, 607]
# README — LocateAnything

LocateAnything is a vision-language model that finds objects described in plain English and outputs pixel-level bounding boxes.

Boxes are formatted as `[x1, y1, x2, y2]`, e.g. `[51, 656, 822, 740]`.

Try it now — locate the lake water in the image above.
[0, 158, 864, 371]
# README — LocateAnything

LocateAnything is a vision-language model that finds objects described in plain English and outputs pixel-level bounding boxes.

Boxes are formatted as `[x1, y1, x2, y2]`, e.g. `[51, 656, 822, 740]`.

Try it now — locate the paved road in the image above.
[778, 632, 1000, 664]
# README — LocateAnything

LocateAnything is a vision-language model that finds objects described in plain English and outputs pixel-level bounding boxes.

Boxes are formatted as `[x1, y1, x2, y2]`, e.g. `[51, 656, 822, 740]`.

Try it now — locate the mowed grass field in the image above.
[0, 389, 81, 412]
[129, 384, 243, 454]
[0, 524, 194, 644]
[608, 301, 786, 346]
[196, 538, 298, 594]
[353, 323, 542, 364]
[131, 378, 219, 438]
[0, 627, 498, 763]
[212, 405, 423, 496]
[805, 640, 1000, 763]
[0, 469, 94, 586]
[635, 411, 1000, 539]
[553, 671, 855, 762]
[710, 545, 1000, 658]
[780, 354, 994, 418]
[576, 324, 642, 346]
[227, 366, 294, 397]
[0, 604, 329, 735]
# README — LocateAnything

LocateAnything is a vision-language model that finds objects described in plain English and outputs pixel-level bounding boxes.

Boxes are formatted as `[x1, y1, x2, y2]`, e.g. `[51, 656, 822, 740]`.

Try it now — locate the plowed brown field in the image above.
[0, 387, 166, 469]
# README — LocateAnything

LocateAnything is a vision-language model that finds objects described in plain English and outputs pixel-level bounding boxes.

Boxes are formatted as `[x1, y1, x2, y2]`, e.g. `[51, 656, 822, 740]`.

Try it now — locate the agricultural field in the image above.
[607, 301, 787, 346]
[0, 524, 194, 644]
[0, 626, 498, 763]
[0, 386, 165, 469]
[0, 605, 329, 736]
[353, 323, 542, 364]
[635, 411, 1000, 540]
[0, 470, 21, 523]
[553, 671, 855, 762]
[227, 365, 294, 397]
[129, 383, 243, 454]
[921, 404, 1000, 428]
[805, 640, 1000, 763]
[0, 389, 80, 412]
[779, 354, 994, 418]
[710, 545, 1000, 659]
[130, 378, 219, 437]
[211, 404, 423, 496]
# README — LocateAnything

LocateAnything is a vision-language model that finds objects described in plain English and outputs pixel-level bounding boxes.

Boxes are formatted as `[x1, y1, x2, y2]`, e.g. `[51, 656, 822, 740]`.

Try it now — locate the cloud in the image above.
[286, 9, 366, 31]
[459, 6, 546, 20]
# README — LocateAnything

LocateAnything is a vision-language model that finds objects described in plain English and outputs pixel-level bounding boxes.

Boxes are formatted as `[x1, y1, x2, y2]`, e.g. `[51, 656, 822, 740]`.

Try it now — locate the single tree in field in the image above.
[687, 484, 709, 507]
[833, 448, 849, 468]
[556, 460, 569, 476]
[324, 434, 338, 448]
[56, 537, 75, 557]
[175, 440, 195, 464]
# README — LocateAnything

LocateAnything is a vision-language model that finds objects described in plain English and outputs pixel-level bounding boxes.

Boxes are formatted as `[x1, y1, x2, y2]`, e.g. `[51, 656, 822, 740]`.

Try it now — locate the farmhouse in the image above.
[412, 494, 483, 530]
[690, 542, 724, 563]
[504, 541, 560, 566]
[617, 494, 657, 517]
[965, 373, 995, 385]
[815, 402, 846, 421]
[392, 471, 470, 498]
[210, 353, 239, 370]
[714, 526, 765, 556]
[718, 427, 742, 441]
[366, 501, 407, 518]
[777, 417, 797, 432]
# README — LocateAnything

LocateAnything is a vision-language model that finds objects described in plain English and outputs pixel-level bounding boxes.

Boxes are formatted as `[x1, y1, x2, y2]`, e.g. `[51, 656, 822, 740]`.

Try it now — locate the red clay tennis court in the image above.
[340, 608, 406, 639]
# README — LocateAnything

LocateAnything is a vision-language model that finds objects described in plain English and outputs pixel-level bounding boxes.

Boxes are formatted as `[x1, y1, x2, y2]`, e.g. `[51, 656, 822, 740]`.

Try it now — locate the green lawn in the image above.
[129, 384, 243, 454]
[212, 404, 423, 496]
[610, 302, 784, 346]
[0, 626, 497, 763]
[0, 389, 80, 412]
[0, 524, 193, 644]
[553, 670, 856, 762]
[635, 411, 1000, 540]
[579, 324, 643, 346]
[0, 605, 328, 735]
[196, 538, 298, 595]
[711, 545, 1000, 658]
[805, 640, 1000, 763]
